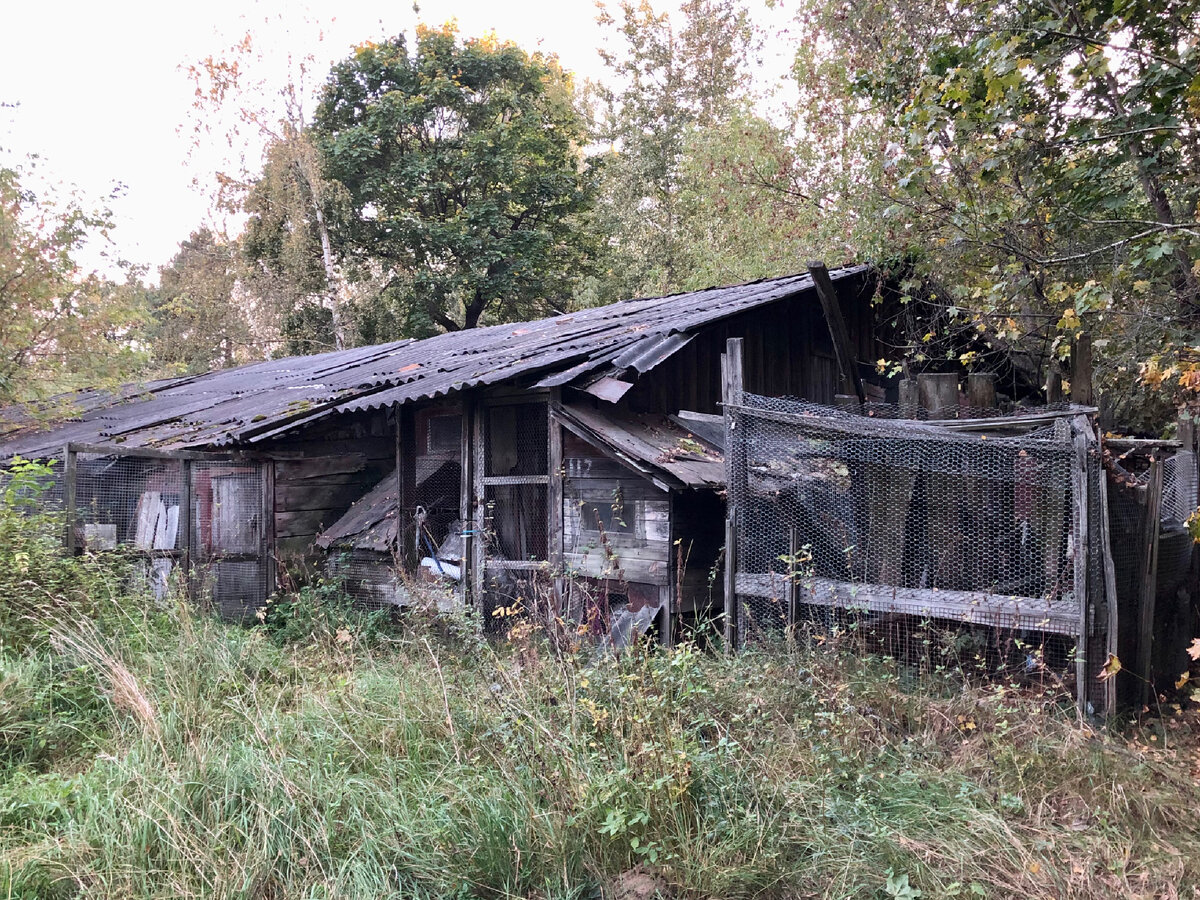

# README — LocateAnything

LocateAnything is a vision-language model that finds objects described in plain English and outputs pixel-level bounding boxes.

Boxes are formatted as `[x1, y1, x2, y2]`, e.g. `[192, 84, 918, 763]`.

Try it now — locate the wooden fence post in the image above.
[63, 444, 77, 555]
[918, 373, 959, 419]
[967, 372, 997, 413]
[722, 337, 745, 651]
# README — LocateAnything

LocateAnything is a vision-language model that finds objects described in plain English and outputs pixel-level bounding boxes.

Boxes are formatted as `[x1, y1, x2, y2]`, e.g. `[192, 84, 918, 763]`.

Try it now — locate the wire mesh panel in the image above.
[403, 409, 464, 564]
[326, 549, 406, 610]
[725, 394, 1103, 705]
[73, 450, 186, 599]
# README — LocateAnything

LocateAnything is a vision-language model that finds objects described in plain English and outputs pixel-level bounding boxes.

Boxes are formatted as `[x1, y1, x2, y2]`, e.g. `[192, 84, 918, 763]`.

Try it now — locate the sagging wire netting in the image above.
[726, 394, 1108, 708]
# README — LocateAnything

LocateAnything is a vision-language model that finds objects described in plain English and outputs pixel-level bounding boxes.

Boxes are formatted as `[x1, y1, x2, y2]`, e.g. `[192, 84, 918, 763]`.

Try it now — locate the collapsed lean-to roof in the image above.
[0, 265, 869, 459]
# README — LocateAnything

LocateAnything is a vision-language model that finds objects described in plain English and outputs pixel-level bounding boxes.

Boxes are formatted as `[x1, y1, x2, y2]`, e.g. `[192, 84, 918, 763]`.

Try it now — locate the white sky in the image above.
[0, 0, 794, 282]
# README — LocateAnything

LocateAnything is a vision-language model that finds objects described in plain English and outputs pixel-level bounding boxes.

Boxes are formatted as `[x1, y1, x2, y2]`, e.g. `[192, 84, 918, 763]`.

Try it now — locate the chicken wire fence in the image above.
[725, 393, 1114, 713]
[3, 446, 274, 621]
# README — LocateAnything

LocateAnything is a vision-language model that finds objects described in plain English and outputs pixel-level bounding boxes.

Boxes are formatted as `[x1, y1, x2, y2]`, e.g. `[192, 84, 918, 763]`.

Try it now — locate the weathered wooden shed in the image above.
[0, 264, 877, 635]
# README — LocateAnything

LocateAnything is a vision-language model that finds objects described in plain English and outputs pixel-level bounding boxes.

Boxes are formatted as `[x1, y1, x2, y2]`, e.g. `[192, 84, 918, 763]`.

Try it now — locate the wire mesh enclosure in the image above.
[724, 393, 1115, 713]
[55, 445, 274, 620]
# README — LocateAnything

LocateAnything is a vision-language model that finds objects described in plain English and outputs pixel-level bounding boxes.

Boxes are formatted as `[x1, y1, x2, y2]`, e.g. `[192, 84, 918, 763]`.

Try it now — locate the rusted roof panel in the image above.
[554, 402, 725, 489]
[0, 264, 869, 458]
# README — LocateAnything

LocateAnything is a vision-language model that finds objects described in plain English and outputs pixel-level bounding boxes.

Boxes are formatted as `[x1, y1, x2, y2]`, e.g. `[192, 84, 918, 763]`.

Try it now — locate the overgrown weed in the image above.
[2, 475, 1199, 898]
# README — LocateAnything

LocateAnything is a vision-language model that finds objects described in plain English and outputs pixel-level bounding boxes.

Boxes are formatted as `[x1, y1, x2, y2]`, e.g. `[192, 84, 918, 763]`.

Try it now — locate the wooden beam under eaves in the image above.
[808, 260, 866, 405]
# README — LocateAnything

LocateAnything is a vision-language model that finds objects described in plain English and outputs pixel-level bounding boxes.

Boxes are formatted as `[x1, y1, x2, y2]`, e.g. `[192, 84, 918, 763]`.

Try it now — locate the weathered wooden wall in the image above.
[619, 273, 876, 415]
[562, 431, 671, 587]
[261, 408, 395, 568]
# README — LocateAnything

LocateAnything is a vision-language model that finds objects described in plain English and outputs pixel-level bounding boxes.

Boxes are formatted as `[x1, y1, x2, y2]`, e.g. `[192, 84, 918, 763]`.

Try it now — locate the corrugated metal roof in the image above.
[0, 264, 869, 458]
[554, 402, 724, 489]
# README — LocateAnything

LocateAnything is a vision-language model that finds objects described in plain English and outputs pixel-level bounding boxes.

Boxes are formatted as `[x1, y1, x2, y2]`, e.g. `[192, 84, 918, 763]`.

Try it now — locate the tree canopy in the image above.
[312, 24, 600, 335]
[0, 166, 144, 403]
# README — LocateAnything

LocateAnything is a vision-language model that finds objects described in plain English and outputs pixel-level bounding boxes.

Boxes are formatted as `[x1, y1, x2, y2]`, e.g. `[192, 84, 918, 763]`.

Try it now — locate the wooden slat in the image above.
[1136, 457, 1163, 708]
[736, 574, 1080, 635]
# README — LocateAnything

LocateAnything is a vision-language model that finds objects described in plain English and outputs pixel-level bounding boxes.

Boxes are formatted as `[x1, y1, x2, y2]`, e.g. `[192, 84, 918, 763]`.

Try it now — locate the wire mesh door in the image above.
[188, 458, 272, 622]
[63, 445, 273, 620]
[475, 399, 553, 619]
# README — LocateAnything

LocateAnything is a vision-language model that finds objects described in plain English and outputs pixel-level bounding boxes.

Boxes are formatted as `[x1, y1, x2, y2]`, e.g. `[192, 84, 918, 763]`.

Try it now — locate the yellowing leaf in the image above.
[1097, 653, 1122, 682]
[1176, 672, 1190, 690]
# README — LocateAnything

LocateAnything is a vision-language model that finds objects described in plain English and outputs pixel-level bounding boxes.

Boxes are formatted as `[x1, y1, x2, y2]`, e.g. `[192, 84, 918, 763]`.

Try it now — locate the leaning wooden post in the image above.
[722, 337, 745, 651]
[808, 261, 865, 405]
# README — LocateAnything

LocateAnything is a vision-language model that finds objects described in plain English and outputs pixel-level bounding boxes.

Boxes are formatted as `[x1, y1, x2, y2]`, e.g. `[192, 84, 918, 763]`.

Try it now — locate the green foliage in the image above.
[796, 0, 1200, 426]
[0, 164, 147, 403]
[2, 563, 1199, 898]
[0, 459, 131, 654]
[589, 0, 758, 301]
[314, 25, 600, 335]
[147, 227, 248, 372]
[256, 575, 395, 648]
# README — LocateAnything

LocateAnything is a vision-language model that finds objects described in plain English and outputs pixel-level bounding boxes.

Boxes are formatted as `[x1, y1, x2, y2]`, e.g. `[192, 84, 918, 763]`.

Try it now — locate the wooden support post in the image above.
[724, 514, 738, 651]
[967, 372, 997, 414]
[808, 260, 865, 405]
[1069, 418, 1090, 715]
[1072, 332, 1094, 406]
[1095, 463, 1119, 717]
[396, 405, 417, 569]
[262, 458, 275, 597]
[787, 526, 799, 633]
[1136, 457, 1163, 709]
[459, 396, 477, 610]
[722, 337, 745, 651]
[63, 445, 77, 555]
[918, 373, 959, 419]
[1046, 370, 1063, 404]
[547, 392, 565, 619]
[470, 397, 486, 614]
[898, 379, 919, 419]
[180, 459, 193, 599]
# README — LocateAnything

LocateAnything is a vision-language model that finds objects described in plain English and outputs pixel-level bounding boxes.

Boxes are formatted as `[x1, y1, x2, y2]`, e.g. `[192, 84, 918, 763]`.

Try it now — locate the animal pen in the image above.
[4, 265, 1197, 714]
[720, 339, 1197, 717]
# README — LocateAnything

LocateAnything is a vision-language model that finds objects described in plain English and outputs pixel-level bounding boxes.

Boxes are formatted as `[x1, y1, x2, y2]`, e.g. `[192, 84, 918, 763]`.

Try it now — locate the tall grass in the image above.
[2, 469, 1199, 897]
[4, 589, 1198, 899]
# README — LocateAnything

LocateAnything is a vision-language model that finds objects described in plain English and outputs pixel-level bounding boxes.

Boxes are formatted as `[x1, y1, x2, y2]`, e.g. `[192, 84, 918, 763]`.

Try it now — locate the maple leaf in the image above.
[1187, 638, 1200, 661]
